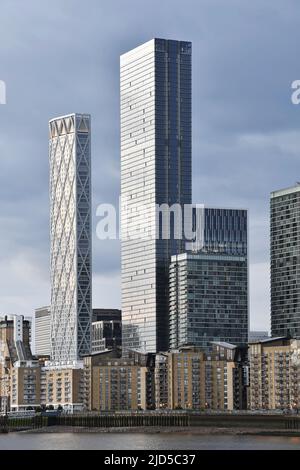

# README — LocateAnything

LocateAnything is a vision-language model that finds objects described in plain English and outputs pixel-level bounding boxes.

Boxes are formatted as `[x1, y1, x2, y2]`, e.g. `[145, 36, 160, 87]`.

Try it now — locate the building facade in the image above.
[81, 345, 247, 413]
[190, 206, 248, 255]
[207, 342, 248, 411]
[91, 309, 122, 354]
[0, 315, 38, 412]
[49, 113, 92, 363]
[92, 320, 122, 354]
[158, 345, 248, 411]
[167, 347, 206, 410]
[92, 309, 121, 323]
[154, 353, 169, 409]
[84, 354, 149, 411]
[11, 362, 41, 411]
[0, 315, 32, 366]
[40, 366, 84, 412]
[121, 38, 192, 353]
[35, 306, 51, 357]
[271, 184, 300, 339]
[169, 252, 248, 352]
[249, 337, 300, 410]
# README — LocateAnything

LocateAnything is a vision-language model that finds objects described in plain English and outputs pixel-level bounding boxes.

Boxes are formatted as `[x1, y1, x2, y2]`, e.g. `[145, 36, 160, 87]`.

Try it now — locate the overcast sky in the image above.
[1, 0, 300, 332]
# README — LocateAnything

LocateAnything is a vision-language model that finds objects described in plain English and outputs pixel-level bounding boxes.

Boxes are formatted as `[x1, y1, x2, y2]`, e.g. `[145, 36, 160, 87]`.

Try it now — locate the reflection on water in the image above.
[0, 433, 300, 450]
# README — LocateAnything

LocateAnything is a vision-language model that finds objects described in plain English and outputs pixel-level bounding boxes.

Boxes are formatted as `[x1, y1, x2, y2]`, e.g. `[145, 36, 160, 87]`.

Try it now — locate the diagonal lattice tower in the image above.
[49, 113, 92, 364]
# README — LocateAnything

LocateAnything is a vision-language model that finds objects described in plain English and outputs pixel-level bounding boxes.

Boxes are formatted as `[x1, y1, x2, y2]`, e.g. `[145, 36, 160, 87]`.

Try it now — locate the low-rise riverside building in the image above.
[154, 353, 169, 409]
[167, 347, 206, 410]
[249, 337, 300, 410]
[40, 364, 84, 412]
[155, 344, 248, 411]
[83, 345, 248, 413]
[83, 351, 155, 411]
[207, 342, 249, 411]
[11, 361, 41, 411]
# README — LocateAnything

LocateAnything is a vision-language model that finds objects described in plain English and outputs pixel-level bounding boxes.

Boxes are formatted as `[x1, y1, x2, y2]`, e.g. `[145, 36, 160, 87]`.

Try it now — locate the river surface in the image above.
[0, 433, 300, 450]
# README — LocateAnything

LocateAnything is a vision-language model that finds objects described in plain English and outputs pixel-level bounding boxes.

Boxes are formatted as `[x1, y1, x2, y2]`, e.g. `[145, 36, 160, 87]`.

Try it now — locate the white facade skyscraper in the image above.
[35, 306, 51, 357]
[120, 39, 192, 353]
[49, 113, 92, 364]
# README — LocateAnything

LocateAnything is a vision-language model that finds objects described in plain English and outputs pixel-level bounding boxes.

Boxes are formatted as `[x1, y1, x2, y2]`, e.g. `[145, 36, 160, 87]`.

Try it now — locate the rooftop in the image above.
[248, 336, 289, 345]
[211, 341, 237, 350]
[271, 183, 300, 199]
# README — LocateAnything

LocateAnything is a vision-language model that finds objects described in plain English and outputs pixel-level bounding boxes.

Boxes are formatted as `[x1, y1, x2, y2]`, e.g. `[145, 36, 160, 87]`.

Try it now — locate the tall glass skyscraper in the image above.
[49, 113, 92, 364]
[120, 39, 192, 353]
[271, 184, 300, 339]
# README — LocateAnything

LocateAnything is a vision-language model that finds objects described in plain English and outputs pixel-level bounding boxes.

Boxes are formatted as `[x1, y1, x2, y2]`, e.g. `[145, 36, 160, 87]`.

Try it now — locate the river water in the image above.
[0, 433, 300, 450]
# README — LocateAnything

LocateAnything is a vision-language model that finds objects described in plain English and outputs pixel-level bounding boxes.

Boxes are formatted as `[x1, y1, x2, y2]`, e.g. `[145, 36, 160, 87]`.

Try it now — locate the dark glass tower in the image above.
[271, 184, 300, 339]
[120, 39, 192, 353]
[169, 208, 249, 352]
[191, 207, 248, 255]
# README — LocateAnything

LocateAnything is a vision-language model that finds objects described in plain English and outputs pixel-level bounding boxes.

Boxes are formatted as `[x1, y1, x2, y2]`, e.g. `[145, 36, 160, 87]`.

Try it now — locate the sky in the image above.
[1, 0, 300, 332]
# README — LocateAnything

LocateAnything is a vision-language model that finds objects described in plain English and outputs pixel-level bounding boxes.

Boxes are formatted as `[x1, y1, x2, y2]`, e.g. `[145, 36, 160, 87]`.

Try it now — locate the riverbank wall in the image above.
[1, 412, 300, 433]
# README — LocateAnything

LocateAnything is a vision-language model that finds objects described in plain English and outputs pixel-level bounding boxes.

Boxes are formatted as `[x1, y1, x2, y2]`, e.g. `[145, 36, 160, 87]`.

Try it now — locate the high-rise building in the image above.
[169, 252, 248, 352]
[120, 38, 192, 353]
[91, 309, 122, 354]
[190, 206, 248, 255]
[169, 208, 248, 352]
[49, 113, 92, 364]
[91, 308, 122, 354]
[92, 320, 122, 354]
[271, 184, 300, 339]
[35, 306, 51, 357]
[92, 309, 121, 323]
